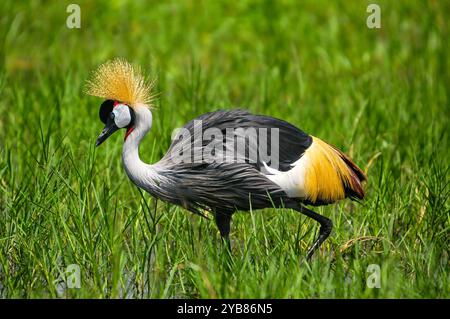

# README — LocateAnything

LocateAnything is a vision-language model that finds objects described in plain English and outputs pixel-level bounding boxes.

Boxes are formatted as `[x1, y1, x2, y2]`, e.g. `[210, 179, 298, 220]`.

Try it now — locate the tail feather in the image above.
[331, 145, 366, 200]
[304, 137, 366, 205]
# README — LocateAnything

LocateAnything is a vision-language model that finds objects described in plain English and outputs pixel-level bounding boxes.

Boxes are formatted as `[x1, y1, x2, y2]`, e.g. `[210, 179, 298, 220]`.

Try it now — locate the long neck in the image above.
[122, 106, 160, 190]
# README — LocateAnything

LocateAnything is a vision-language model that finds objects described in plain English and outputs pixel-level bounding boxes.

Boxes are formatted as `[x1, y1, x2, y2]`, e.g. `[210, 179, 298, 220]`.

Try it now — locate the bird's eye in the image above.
[109, 112, 115, 120]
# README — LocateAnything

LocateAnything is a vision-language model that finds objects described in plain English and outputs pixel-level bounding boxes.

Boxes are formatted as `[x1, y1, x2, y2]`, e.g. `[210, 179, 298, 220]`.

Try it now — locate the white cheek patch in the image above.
[113, 104, 132, 128]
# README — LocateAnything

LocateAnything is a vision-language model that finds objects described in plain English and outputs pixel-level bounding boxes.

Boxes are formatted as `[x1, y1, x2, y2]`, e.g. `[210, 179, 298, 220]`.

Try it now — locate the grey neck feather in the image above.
[122, 105, 162, 191]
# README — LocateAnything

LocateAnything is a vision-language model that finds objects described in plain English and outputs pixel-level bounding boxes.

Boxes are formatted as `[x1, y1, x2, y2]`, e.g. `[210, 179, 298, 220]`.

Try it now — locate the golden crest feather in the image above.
[85, 58, 154, 107]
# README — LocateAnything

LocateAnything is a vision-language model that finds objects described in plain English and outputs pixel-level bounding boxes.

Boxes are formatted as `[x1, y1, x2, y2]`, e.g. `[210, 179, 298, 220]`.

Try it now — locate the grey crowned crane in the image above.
[86, 59, 366, 260]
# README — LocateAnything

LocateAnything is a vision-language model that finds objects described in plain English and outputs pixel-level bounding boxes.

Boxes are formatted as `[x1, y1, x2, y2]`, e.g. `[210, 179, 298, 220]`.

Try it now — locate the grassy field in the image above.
[0, 0, 449, 298]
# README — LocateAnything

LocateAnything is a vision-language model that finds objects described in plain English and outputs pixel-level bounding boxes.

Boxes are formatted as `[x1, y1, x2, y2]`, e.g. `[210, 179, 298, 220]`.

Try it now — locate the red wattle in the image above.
[125, 127, 134, 141]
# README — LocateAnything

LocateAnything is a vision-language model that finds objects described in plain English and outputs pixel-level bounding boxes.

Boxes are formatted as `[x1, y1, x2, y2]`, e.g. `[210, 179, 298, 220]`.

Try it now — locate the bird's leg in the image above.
[289, 203, 333, 260]
[214, 212, 232, 252]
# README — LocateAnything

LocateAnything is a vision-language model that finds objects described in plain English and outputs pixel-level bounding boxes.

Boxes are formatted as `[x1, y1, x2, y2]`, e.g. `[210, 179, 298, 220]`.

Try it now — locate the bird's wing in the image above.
[159, 162, 290, 213]
[157, 109, 365, 208]
[162, 109, 312, 172]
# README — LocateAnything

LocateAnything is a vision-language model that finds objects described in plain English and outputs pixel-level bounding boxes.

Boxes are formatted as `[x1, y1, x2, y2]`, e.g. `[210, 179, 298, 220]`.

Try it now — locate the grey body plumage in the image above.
[151, 109, 311, 216]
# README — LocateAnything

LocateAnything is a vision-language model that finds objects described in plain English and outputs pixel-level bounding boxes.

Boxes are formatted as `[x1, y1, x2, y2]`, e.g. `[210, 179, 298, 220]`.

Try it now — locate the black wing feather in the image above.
[163, 109, 312, 171]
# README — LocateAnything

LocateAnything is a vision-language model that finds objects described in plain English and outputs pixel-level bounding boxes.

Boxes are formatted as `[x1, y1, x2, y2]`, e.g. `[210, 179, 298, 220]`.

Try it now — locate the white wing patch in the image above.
[262, 155, 309, 198]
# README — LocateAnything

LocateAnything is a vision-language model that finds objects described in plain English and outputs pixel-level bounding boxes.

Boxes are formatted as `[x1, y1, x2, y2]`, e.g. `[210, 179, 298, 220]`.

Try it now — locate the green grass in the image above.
[0, 0, 449, 298]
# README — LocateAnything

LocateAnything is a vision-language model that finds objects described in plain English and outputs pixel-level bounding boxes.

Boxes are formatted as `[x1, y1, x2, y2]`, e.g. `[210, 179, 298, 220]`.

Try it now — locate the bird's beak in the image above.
[96, 115, 119, 147]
